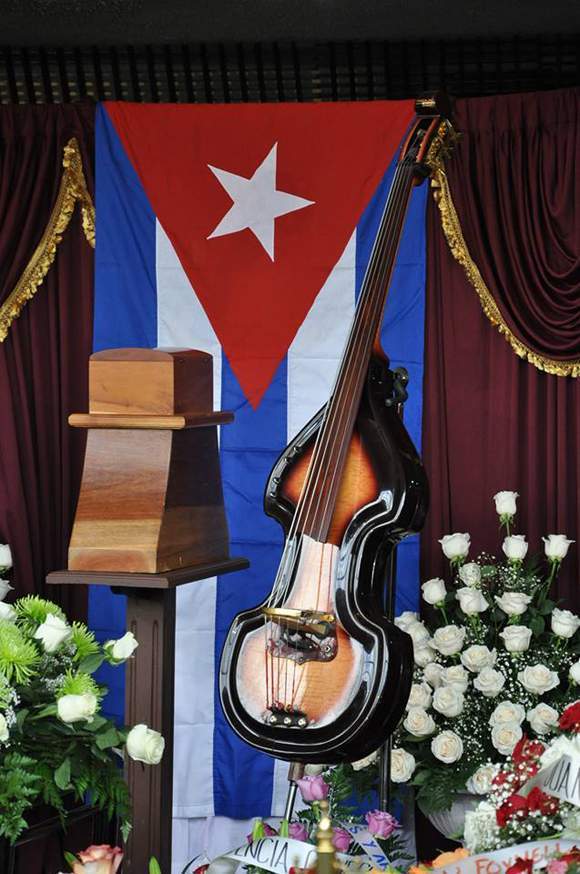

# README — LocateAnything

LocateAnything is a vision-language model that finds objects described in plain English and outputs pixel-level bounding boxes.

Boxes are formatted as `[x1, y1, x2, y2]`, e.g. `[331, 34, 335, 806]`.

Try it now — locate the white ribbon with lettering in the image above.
[521, 754, 580, 808]
[435, 839, 577, 874]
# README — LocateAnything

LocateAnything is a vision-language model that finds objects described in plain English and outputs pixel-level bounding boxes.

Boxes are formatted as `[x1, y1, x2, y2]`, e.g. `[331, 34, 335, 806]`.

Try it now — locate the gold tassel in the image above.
[0, 137, 95, 343]
[430, 165, 580, 378]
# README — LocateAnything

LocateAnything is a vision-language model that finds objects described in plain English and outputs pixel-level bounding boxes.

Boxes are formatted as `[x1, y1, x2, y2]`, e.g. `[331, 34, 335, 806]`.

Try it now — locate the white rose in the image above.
[414, 645, 435, 668]
[105, 631, 139, 661]
[390, 748, 416, 783]
[456, 587, 488, 615]
[493, 491, 519, 517]
[494, 591, 532, 616]
[491, 721, 523, 755]
[551, 608, 580, 639]
[518, 664, 560, 695]
[431, 730, 464, 764]
[304, 764, 325, 775]
[569, 661, 580, 684]
[527, 703, 559, 735]
[407, 621, 430, 647]
[502, 535, 528, 561]
[34, 613, 72, 653]
[57, 693, 98, 724]
[0, 713, 9, 742]
[0, 602, 16, 621]
[352, 750, 379, 771]
[423, 662, 445, 688]
[433, 625, 466, 656]
[439, 533, 470, 561]
[473, 667, 506, 698]
[421, 578, 446, 606]
[467, 764, 498, 795]
[126, 723, 165, 764]
[403, 707, 436, 737]
[0, 544, 12, 570]
[0, 580, 13, 602]
[500, 626, 532, 652]
[394, 611, 419, 632]
[459, 562, 482, 588]
[461, 645, 496, 673]
[543, 534, 574, 562]
[442, 664, 469, 693]
[407, 682, 433, 710]
[489, 701, 525, 726]
[433, 685, 464, 718]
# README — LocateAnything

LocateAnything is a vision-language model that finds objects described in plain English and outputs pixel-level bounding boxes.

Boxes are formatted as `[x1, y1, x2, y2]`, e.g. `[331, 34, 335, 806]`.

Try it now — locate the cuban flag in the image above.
[92, 101, 428, 871]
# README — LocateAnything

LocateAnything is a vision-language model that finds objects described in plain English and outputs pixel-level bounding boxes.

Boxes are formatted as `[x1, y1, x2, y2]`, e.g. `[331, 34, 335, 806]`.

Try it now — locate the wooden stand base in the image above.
[47, 559, 248, 874]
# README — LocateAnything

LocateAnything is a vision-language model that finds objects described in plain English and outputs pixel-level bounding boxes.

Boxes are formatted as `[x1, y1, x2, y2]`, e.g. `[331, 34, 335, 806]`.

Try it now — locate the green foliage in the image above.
[0, 754, 42, 842]
[0, 620, 40, 683]
[149, 859, 163, 874]
[14, 595, 65, 632]
[414, 763, 475, 814]
[71, 622, 100, 662]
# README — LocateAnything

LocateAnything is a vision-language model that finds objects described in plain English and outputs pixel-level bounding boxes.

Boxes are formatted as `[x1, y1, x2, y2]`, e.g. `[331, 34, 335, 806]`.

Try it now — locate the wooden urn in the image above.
[68, 348, 233, 573]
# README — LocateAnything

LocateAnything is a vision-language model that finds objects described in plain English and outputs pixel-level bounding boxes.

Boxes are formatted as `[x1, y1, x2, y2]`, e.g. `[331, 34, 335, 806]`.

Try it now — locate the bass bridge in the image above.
[262, 607, 337, 665]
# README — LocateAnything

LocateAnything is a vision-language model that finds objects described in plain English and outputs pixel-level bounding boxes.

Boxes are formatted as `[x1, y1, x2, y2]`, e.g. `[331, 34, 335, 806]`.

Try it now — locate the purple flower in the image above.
[296, 775, 330, 802]
[365, 810, 399, 839]
[332, 827, 352, 852]
[288, 821, 309, 842]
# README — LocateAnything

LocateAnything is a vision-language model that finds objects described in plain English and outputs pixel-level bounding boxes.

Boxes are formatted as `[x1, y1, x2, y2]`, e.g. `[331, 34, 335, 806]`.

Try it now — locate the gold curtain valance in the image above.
[430, 164, 580, 379]
[0, 137, 94, 343]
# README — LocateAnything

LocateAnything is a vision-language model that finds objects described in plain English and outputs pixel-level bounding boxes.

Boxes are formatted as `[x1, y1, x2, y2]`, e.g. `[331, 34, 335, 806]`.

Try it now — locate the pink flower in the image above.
[365, 810, 399, 839]
[289, 821, 309, 842]
[332, 827, 352, 852]
[547, 862, 568, 874]
[296, 775, 330, 802]
[246, 820, 278, 843]
[73, 845, 123, 874]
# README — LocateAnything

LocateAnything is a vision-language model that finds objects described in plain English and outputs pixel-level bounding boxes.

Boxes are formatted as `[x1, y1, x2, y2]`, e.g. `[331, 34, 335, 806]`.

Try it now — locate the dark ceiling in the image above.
[2, 0, 580, 45]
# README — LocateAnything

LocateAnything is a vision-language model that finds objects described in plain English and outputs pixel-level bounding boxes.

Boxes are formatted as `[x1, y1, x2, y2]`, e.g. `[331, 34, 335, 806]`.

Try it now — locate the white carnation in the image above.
[431, 730, 464, 763]
[518, 664, 560, 695]
[464, 802, 500, 853]
[458, 562, 481, 587]
[491, 721, 523, 755]
[390, 748, 416, 782]
[433, 625, 466, 656]
[473, 667, 506, 698]
[403, 707, 436, 737]
[461, 645, 496, 673]
[527, 702, 559, 735]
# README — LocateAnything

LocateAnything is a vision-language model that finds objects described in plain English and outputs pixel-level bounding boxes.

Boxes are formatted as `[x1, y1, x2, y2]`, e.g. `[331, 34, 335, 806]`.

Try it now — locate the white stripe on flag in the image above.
[271, 231, 357, 815]
[156, 221, 221, 819]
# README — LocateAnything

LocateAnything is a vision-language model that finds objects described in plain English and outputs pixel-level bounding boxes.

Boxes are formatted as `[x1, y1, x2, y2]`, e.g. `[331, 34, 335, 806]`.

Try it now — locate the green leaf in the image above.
[95, 726, 120, 750]
[54, 759, 71, 790]
[85, 714, 108, 732]
[78, 653, 105, 674]
[121, 820, 132, 842]
[540, 599, 555, 615]
[529, 615, 545, 637]
[31, 703, 58, 720]
[64, 850, 78, 868]
[149, 858, 162, 874]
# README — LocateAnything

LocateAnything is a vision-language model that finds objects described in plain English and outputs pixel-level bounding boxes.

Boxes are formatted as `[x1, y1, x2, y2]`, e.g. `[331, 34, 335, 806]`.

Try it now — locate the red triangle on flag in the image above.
[105, 100, 414, 407]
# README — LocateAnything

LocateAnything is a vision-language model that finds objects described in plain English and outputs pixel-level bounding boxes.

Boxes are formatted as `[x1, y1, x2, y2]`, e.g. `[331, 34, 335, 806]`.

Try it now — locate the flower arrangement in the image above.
[59, 845, 162, 874]
[504, 846, 580, 874]
[0, 554, 164, 843]
[389, 492, 580, 818]
[464, 701, 580, 853]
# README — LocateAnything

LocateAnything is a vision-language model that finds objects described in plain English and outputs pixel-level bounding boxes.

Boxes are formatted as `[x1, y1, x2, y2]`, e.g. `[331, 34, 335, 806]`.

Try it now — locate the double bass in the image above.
[220, 96, 457, 763]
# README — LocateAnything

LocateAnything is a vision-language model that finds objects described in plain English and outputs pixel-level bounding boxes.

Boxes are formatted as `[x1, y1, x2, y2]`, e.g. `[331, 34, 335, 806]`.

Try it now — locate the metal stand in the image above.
[283, 762, 305, 821]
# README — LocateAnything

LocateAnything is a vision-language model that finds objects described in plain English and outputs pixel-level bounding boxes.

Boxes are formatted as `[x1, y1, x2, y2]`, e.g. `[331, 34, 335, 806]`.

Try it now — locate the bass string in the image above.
[264, 156, 414, 616]
[307, 160, 417, 544]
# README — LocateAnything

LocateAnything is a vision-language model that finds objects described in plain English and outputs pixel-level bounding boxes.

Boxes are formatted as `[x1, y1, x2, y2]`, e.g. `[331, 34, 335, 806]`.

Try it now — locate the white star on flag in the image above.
[207, 143, 314, 261]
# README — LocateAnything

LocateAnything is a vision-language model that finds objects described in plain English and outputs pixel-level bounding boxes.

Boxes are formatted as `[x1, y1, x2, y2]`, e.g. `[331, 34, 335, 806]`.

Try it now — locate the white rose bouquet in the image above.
[389, 493, 580, 817]
[0, 589, 163, 843]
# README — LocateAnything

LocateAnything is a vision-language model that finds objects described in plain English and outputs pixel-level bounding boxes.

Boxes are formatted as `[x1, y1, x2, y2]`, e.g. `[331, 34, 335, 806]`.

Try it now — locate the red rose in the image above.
[497, 794, 528, 828]
[512, 736, 545, 764]
[506, 859, 534, 874]
[493, 770, 510, 786]
[526, 787, 559, 815]
[559, 847, 580, 865]
[559, 702, 580, 732]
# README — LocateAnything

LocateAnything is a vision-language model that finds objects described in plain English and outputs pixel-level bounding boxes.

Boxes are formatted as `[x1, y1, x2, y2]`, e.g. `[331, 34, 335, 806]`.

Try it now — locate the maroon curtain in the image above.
[0, 104, 94, 618]
[422, 88, 580, 606]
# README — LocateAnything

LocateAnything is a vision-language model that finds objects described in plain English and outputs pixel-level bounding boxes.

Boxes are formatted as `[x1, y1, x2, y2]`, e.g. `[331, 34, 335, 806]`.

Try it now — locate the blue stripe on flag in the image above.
[213, 355, 287, 817]
[91, 104, 159, 722]
[355, 155, 427, 614]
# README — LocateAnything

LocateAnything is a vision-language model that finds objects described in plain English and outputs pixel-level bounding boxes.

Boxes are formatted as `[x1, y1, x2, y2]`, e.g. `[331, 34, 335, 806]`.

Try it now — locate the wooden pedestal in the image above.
[47, 560, 248, 874]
